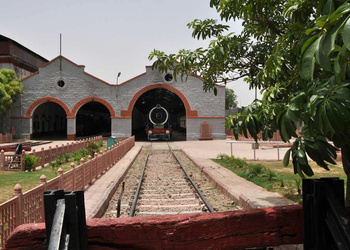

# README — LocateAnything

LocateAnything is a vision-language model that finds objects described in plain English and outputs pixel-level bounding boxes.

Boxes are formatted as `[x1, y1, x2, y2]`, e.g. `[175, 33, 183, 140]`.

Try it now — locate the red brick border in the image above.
[25, 97, 71, 118]
[71, 97, 116, 118]
[119, 83, 198, 118]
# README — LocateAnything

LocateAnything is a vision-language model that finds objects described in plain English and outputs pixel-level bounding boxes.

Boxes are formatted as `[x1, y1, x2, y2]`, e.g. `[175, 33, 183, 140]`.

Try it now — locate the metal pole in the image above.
[254, 143, 256, 160]
[230, 143, 233, 156]
[277, 142, 280, 161]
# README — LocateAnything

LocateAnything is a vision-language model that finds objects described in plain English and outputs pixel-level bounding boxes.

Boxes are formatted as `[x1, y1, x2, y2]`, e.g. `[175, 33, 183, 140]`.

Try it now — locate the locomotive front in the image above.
[145, 104, 172, 140]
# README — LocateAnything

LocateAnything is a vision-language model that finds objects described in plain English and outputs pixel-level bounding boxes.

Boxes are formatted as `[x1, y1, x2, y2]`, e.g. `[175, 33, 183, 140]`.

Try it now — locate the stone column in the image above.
[67, 117, 76, 140]
[112, 118, 131, 138]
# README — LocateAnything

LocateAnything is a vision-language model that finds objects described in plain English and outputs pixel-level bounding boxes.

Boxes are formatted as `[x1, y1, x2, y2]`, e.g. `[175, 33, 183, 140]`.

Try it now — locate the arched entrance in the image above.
[132, 88, 186, 141]
[32, 102, 67, 139]
[76, 102, 111, 138]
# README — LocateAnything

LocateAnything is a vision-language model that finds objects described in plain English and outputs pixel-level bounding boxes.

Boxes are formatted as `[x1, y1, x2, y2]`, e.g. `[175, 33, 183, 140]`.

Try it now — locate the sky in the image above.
[1, 0, 260, 106]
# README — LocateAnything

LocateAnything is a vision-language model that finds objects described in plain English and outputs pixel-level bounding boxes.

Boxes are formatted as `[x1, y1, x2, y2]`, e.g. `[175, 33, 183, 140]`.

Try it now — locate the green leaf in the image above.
[342, 17, 350, 51]
[315, 35, 332, 71]
[283, 149, 291, 167]
[316, 15, 329, 27]
[322, 16, 347, 57]
[323, 0, 335, 15]
[299, 162, 314, 176]
[301, 36, 320, 80]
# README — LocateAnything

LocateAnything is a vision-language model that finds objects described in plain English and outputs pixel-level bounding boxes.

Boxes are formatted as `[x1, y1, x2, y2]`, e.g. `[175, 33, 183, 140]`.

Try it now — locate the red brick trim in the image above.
[118, 72, 147, 86]
[120, 83, 198, 118]
[84, 72, 114, 86]
[25, 97, 71, 118]
[38, 55, 85, 68]
[21, 71, 39, 81]
[71, 97, 116, 118]
[67, 134, 76, 140]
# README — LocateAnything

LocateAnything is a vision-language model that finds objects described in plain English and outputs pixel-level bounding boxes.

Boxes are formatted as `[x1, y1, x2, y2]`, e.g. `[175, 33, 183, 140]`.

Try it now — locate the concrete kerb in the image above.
[85, 143, 143, 219]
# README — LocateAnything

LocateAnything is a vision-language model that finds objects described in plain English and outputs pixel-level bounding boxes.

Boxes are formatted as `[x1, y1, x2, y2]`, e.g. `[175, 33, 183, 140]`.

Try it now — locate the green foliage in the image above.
[86, 141, 99, 158]
[264, 168, 278, 181]
[63, 153, 71, 163]
[246, 163, 265, 179]
[294, 176, 302, 195]
[149, 0, 350, 179]
[0, 69, 23, 115]
[72, 149, 87, 164]
[225, 88, 238, 110]
[23, 154, 40, 172]
[216, 154, 247, 168]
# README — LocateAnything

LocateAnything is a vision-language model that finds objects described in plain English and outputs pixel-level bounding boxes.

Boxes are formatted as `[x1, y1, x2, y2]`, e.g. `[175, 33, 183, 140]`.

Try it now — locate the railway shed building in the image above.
[1, 36, 226, 141]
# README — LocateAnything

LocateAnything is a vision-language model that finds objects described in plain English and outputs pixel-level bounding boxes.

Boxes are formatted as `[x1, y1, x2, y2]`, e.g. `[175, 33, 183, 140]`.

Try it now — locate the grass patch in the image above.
[213, 154, 346, 204]
[0, 141, 106, 204]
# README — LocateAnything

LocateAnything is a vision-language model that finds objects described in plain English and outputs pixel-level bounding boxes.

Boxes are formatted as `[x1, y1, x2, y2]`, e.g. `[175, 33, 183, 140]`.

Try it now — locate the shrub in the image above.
[216, 153, 227, 160]
[228, 156, 248, 168]
[72, 149, 87, 164]
[86, 141, 99, 158]
[63, 153, 72, 162]
[97, 141, 104, 148]
[294, 177, 302, 195]
[263, 168, 278, 181]
[23, 154, 40, 172]
[246, 163, 265, 179]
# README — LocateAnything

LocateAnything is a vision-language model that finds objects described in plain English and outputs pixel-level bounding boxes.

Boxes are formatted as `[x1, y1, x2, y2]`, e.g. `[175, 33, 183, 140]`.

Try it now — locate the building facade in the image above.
[1, 36, 226, 141]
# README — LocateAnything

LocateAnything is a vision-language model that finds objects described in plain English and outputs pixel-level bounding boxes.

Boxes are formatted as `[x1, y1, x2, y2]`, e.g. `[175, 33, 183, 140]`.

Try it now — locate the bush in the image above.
[263, 168, 278, 181]
[228, 156, 248, 168]
[72, 149, 87, 164]
[86, 141, 99, 158]
[63, 153, 71, 162]
[246, 163, 265, 179]
[23, 154, 40, 172]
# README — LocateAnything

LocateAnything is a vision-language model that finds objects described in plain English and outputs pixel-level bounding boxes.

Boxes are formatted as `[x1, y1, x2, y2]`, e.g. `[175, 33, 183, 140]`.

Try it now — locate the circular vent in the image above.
[165, 73, 173, 82]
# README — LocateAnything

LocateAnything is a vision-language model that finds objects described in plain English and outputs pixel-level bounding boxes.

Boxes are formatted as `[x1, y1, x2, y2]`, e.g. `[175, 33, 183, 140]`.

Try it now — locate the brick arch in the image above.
[71, 97, 116, 118]
[25, 97, 71, 118]
[120, 84, 198, 118]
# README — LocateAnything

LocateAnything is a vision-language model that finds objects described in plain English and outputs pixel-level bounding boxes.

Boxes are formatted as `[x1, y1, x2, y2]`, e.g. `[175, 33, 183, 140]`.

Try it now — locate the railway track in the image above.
[103, 142, 238, 218]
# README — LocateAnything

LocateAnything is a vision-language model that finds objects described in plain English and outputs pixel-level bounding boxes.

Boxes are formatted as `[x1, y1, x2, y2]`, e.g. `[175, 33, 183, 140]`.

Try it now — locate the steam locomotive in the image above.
[145, 104, 172, 140]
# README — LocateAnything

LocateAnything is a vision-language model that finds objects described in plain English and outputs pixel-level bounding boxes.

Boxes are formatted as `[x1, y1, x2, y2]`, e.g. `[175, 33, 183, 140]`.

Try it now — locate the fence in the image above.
[0, 136, 135, 249]
[226, 128, 286, 141]
[0, 134, 12, 144]
[0, 136, 103, 171]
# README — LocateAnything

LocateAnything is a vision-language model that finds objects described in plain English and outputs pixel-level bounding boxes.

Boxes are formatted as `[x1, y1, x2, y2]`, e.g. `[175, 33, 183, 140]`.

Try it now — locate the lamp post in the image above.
[116, 72, 121, 85]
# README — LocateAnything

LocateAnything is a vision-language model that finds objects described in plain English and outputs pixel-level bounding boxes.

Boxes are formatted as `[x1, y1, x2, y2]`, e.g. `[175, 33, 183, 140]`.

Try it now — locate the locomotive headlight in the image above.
[166, 130, 170, 134]
[148, 130, 153, 135]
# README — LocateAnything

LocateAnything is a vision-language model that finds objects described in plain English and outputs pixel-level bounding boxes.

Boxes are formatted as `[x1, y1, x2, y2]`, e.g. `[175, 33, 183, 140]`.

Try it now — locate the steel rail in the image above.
[171, 150, 214, 213]
[116, 182, 125, 217]
[129, 153, 149, 217]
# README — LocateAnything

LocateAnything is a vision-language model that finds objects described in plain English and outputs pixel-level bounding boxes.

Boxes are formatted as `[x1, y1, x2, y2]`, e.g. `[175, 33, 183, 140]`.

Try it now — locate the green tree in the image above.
[0, 69, 23, 115]
[149, 0, 350, 202]
[225, 88, 238, 110]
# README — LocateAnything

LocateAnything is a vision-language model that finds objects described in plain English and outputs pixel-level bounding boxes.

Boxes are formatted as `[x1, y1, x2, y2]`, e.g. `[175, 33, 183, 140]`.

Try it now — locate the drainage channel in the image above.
[103, 142, 239, 218]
